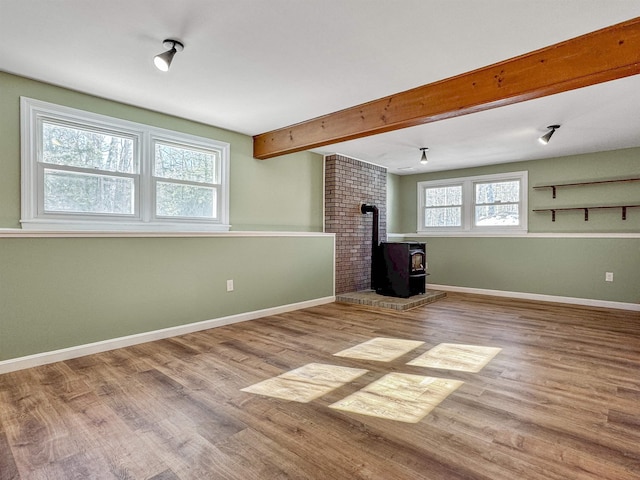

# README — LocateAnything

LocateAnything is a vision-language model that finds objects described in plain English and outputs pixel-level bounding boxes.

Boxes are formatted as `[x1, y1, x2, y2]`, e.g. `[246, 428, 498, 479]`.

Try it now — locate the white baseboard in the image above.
[429, 284, 640, 312]
[0, 296, 335, 375]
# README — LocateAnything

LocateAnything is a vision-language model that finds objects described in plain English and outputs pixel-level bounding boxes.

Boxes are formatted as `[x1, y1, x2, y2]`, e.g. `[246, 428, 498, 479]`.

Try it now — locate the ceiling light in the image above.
[419, 147, 429, 165]
[538, 124, 561, 145]
[154, 39, 184, 72]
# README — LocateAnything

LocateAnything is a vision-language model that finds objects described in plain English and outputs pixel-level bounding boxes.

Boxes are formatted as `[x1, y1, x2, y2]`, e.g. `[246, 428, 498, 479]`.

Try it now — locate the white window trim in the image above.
[20, 97, 230, 232]
[417, 171, 528, 235]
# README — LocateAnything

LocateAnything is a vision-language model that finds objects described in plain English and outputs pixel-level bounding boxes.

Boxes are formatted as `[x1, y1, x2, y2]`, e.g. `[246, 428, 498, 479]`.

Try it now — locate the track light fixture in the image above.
[419, 147, 429, 165]
[154, 39, 184, 72]
[538, 124, 561, 145]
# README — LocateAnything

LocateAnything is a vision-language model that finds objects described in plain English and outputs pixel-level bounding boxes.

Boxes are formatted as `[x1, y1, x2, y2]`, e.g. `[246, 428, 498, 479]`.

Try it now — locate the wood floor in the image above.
[1, 293, 639, 479]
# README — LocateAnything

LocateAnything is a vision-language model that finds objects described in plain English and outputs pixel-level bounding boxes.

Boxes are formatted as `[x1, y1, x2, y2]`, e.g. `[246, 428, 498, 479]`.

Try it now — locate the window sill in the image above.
[395, 231, 640, 239]
[19, 219, 231, 233]
[415, 229, 528, 237]
[0, 228, 332, 238]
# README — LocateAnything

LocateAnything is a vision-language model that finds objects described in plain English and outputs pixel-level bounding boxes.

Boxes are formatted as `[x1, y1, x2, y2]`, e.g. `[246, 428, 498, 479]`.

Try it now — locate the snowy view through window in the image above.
[474, 180, 520, 226]
[419, 172, 526, 232]
[424, 185, 462, 227]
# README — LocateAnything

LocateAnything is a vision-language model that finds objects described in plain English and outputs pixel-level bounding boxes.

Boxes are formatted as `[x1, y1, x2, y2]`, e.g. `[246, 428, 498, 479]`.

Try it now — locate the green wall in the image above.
[386, 173, 402, 235]
[393, 149, 640, 304]
[395, 148, 640, 234]
[405, 236, 639, 303]
[0, 72, 333, 362]
[0, 236, 334, 361]
[0, 72, 324, 231]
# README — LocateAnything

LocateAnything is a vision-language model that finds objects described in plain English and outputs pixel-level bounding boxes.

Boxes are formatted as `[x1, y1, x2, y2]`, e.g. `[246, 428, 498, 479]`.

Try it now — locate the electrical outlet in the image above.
[226, 279, 234, 291]
[605, 272, 613, 282]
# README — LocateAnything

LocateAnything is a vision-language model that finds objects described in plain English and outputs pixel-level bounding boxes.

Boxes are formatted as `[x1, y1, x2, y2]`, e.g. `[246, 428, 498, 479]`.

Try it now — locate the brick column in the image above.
[324, 155, 386, 294]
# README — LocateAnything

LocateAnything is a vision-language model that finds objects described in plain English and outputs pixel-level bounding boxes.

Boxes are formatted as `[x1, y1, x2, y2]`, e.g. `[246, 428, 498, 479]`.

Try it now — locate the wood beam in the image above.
[253, 17, 640, 160]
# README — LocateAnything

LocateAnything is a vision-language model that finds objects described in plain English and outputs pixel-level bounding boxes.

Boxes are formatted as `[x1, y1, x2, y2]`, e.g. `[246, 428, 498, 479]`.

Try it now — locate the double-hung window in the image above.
[474, 178, 522, 227]
[423, 183, 463, 228]
[39, 119, 139, 218]
[21, 97, 230, 231]
[418, 171, 528, 234]
[152, 138, 222, 220]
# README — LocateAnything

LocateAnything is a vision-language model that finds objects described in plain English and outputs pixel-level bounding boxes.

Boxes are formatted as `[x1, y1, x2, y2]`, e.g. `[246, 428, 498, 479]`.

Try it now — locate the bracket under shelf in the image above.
[533, 205, 640, 222]
[533, 177, 640, 199]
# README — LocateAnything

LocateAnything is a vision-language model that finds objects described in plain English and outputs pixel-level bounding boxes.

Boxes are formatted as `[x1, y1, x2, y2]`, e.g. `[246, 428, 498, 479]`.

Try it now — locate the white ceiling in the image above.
[2, 0, 640, 174]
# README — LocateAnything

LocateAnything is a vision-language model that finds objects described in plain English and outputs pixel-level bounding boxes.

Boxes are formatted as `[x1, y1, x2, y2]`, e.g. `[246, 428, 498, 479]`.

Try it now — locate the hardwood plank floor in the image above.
[1, 293, 639, 479]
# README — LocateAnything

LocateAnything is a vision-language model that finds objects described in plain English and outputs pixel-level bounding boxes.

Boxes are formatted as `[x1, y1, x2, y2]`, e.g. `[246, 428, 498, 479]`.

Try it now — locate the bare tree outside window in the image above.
[474, 180, 520, 226]
[22, 97, 230, 231]
[42, 122, 136, 215]
[424, 185, 462, 227]
[418, 172, 527, 233]
[154, 142, 219, 219]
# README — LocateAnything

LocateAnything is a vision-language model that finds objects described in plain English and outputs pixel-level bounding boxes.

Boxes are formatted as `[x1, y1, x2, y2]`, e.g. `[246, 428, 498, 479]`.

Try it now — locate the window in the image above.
[474, 179, 520, 227]
[153, 140, 220, 219]
[418, 172, 527, 234]
[423, 183, 463, 228]
[21, 97, 230, 231]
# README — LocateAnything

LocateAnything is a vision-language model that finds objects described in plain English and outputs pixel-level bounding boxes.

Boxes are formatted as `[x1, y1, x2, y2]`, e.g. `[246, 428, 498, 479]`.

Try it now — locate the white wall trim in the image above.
[332, 234, 337, 295]
[322, 156, 326, 234]
[429, 284, 640, 311]
[390, 232, 640, 239]
[0, 229, 334, 239]
[0, 296, 335, 375]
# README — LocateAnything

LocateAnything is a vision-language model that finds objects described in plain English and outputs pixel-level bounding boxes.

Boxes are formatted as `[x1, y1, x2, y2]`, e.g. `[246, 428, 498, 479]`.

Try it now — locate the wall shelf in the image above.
[533, 205, 640, 222]
[533, 176, 639, 222]
[533, 177, 640, 198]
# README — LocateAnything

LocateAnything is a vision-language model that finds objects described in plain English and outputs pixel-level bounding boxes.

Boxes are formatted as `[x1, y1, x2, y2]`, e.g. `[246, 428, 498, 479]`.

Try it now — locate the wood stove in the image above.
[360, 204, 427, 299]
[375, 242, 427, 298]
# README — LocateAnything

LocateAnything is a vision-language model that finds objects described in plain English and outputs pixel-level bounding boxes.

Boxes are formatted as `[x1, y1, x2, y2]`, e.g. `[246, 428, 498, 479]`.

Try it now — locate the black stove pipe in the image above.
[360, 203, 379, 290]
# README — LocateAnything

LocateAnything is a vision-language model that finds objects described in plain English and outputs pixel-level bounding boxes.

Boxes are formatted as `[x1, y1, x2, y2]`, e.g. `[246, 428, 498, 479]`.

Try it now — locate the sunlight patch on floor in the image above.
[407, 343, 502, 372]
[241, 340, 503, 421]
[329, 373, 463, 423]
[333, 337, 425, 362]
[240, 363, 368, 403]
